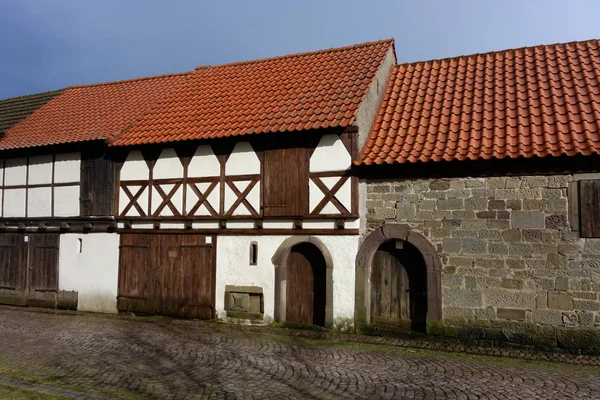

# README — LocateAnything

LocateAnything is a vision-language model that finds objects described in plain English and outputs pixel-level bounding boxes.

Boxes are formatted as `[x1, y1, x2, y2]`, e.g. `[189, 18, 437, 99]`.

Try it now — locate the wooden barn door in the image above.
[27, 234, 60, 307]
[286, 242, 326, 326]
[0, 234, 59, 308]
[118, 234, 216, 319]
[370, 249, 411, 329]
[0, 234, 28, 306]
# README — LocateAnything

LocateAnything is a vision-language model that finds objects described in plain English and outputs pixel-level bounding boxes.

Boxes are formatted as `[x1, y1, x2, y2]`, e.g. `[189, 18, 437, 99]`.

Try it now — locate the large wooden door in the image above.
[262, 147, 308, 217]
[286, 242, 326, 326]
[118, 234, 216, 319]
[0, 233, 59, 308]
[371, 249, 411, 329]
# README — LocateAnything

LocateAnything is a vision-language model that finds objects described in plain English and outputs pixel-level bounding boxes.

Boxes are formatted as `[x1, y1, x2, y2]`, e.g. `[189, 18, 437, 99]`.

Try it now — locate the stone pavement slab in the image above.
[0, 307, 598, 399]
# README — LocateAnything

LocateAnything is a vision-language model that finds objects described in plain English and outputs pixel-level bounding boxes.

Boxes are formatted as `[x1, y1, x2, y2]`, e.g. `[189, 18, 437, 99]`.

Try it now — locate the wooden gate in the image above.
[286, 242, 326, 326]
[0, 233, 60, 307]
[118, 234, 216, 319]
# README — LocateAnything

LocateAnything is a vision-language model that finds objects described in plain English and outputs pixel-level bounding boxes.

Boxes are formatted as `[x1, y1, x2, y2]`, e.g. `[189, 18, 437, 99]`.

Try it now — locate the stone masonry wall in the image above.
[366, 175, 600, 349]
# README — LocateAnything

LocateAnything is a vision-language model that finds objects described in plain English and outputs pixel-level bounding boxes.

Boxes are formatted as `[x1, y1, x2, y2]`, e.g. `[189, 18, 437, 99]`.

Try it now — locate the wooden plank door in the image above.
[370, 249, 411, 329]
[27, 234, 60, 307]
[117, 234, 152, 314]
[0, 234, 27, 306]
[286, 243, 326, 326]
[262, 147, 308, 217]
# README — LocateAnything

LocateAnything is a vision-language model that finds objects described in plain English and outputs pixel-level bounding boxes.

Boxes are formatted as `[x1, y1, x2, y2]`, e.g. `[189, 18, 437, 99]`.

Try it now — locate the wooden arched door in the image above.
[286, 242, 326, 326]
[370, 240, 427, 332]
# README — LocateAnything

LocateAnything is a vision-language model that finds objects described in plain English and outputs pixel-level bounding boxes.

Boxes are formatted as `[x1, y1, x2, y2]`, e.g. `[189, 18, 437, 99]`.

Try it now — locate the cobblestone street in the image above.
[0, 307, 598, 399]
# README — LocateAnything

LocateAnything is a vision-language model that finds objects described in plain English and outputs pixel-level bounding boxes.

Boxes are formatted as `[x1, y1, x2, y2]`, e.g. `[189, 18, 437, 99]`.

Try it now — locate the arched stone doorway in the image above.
[355, 223, 442, 330]
[272, 237, 334, 328]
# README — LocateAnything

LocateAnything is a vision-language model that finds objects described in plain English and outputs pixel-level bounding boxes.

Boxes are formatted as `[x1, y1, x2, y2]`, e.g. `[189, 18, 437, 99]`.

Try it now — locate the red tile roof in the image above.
[0, 73, 188, 150]
[111, 40, 394, 146]
[359, 39, 600, 165]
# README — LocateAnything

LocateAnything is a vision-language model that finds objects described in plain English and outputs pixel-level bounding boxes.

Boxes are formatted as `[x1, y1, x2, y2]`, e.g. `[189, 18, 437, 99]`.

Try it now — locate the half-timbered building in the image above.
[0, 40, 396, 330]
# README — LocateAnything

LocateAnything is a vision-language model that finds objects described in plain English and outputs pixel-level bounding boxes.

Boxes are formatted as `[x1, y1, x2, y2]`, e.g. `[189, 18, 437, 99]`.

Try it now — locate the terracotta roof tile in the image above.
[358, 39, 600, 165]
[0, 73, 188, 150]
[111, 40, 394, 146]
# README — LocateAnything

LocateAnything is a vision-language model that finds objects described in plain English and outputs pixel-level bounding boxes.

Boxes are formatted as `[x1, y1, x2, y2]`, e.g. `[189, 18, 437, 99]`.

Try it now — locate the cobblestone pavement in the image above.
[0, 308, 598, 399]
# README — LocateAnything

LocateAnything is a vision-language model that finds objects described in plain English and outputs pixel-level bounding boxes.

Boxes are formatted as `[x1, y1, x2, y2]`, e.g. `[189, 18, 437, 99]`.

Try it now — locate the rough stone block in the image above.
[548, 175, 570, 188]
[443, 275, 464, 288]
[488, 243, 508, 255]
[522, 176, 549, 188]
[521, 229, 542, 242]
[395, 202, 416, 220]
[546, 214, 567, 230]
[541, 188, 565, 199]
[462, 238, 486, 254]
[579, 312, 595, 326]
[583, 239, 600, 254]
[443, 307, 474, 320]
[475, 210, 495, 219]
[555, 277, 569, 291]
[483, 289, 536, 308]
[497, 308, 526, 320]
[465, 179, 485, 188]
[496, 211, 510, 219]
[506, 259, 525, 269]
[438, 198, 464, 210]
[464, 197, 489, 210]
[415, 211, 433, 220]
[505, 178, 521, 189]
[502, 229, 521, 242]
[462, 219, 487, 229]
[557, 328, 600, 351]
[523, 199, 547, 210]
[452, 210, 475, 219]
[475, 277, 502, 288]
[442, 218, 461, 228]
[486, 177, 506, 189]
[511, 211, 545, 229]
[373, 208, 396, 220]
[442, 238, 462, 253]
[506, 199, 522, 210]
[444, 288, 483, 307]
[509, 243, 532, 257]
[547, 253, 567, 269]
[477, 230, 501, 240]
[532, 243, 558, 255]
[536, 292, 548, 309]
[429, 180, 450, 190]
[447, 189, 471, 199]
[501, 278, 524, 290]
[548, 291, 573, 310]
[487, 199, 506, 210]
[547, 198, 568, 211]
[532, 309, 563, 325]
[487, 219, 510, 229]
[372, 185, 391, 193]
[573, 299, 600, 311]
[418, 198, 436, 211]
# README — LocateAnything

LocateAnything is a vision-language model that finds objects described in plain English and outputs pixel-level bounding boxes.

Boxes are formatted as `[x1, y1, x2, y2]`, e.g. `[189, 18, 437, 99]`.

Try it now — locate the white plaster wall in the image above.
[120, 151, 148, 181]
[225, 142, 260, 176]
[4, 158, 27, 186]
[54, 185, 80, 217]
[189, 145, 220, 177]
[58, 233, 119, 314]
[310, 134, 351, 173]
[54, 152, 80, 183]
[215, 235, 358, 326]
[4, 189, 26, 217]
[28, 187, 52, 217]
[28, 155, 53, 185]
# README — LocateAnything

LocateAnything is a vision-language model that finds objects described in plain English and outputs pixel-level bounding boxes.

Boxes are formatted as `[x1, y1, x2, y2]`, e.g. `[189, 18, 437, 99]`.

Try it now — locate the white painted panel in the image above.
[310, 134, 351, 173]
[215, 235, 358, 326]
[335, 178, 352, 212]
[54, 152, 81, 183]
[28, 155, 53, 185]
[224, 184, 236, 214]
[28, 187, 52, 217]
[321, 176, 340, 190]
[0, 160, 3, 186]
[346, 219, 360, 229]
[119, 186, 148, 216]
[189, 145, 220, 177]
[151, 184, 183, 216]
[226, 141, 260, 176]
[262, 221, 295, 229]
[120, 151, 149, 181]
[0, 190, 3, 217]
[192, 221, 220, 229]
[161, 222, 185, 229]
[153, 148, 183, 179]
[59, 233, 119, 313]
[302, 221, 336, 229]
[309, 180, 324, 213]
[4, 158, 27, 186]
[247, 181, 260, 213]
[3, 188, 25, 217]
[133, 222, 153, 229]
[321, 201, 340, 214]
[227, 221, 255, 229]
[230, 180, 253, 214]
[186, 182, 219, 216]
[54, 185, 80, 216]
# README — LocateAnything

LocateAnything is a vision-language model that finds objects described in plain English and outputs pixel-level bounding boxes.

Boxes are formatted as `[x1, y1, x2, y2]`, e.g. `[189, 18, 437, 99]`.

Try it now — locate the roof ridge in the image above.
[194, 38, 395, 70]
[397, 38, 600, 68]
[0, 89, 64, 103]
[69, 71, 190, 89]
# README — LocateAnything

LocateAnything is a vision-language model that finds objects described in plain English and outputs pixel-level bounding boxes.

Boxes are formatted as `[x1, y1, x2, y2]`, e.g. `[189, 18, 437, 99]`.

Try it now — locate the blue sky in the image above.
[1, 0, 600, 99]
